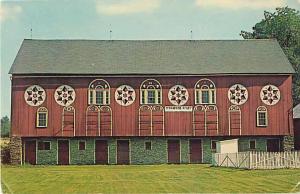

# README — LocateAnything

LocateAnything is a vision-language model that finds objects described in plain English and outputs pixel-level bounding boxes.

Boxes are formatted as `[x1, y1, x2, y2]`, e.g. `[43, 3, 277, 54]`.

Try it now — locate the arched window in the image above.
[193, 105, 218, 136]
[139, 105, 152, 136]
[228, 105, 241, 135]
[257, 106, 268, 127]
[138, 105, 164, 136]
[86, 105, 100, 136]
[36, 107, 48, 128]
[193, 105, 206, 136]
[206, 105, 218, 135]
[140, 79, 162, 104]
[62, 106, 75, 136]
[99, 106, 113, 136]
[88, 79, 110, 105]
[195, 79, 216, 104]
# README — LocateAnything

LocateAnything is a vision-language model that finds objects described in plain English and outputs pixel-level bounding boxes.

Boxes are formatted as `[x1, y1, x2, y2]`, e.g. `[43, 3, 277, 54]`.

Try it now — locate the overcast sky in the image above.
[1, 0, 300, 118]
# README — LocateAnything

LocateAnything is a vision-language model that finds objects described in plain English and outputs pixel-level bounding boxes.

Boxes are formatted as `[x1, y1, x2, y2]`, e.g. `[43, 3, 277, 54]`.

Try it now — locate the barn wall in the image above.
[12, 75, 293, 137]
[70, 139, 94, 165]
[130, 138, 167, 164]
[294, 119, 300, 150]
[36, 139, 57, 165]
[23, 136, 270, 165]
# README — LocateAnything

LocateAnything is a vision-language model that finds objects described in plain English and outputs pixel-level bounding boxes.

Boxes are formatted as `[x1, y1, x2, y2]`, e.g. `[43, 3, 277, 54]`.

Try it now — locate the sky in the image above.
[1, 0, 300, 118]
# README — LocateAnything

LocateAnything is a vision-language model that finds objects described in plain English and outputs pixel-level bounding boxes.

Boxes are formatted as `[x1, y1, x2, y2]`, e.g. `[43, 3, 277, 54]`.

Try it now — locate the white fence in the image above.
[212, 151, 300, 169]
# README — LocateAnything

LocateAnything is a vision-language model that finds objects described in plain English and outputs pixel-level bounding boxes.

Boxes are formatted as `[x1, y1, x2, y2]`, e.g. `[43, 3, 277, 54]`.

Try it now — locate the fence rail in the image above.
[212, 151, 300, 169]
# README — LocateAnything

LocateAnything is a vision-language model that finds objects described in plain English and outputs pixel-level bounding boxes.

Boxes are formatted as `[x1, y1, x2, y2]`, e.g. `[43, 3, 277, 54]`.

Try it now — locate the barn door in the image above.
[58, 140, 69, 165]
[189, 139, 202, 163]
[95, 140, 108, 164]
[117, 140, 130, 164]
[267, 139, 280, 152]
[168, 140, 180, 164]
[24, 140, 36, 165]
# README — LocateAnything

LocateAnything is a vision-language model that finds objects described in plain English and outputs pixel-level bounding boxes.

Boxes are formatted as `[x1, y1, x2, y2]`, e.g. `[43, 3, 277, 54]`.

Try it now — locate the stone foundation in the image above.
[282, 135, 294, 151]
[20, 137, 272, 165]
[10, 136, 22, 165]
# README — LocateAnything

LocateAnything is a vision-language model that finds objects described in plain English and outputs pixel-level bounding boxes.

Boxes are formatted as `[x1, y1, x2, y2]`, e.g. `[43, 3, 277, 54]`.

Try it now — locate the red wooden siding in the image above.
[11, 75, 293, 137]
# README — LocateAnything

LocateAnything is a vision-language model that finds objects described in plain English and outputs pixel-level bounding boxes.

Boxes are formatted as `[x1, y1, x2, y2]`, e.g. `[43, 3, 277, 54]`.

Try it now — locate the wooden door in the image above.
[117, 140, 130, 164]
[24, 140, 36, 165]
[267, 139, 280, 152]
[95, 140, 108, 164]
[58, 140, 69, 165]
[168, 140, 180, 164]
[189, 139, 202, 163]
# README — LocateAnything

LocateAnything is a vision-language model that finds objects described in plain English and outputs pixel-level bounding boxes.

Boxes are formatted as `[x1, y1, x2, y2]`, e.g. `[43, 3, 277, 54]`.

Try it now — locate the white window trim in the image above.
[140, 79, 162, 105]
[36, 107, 48, 128]
[88, 79, 110, 105]
[256, 106, 268, 127]
[194, 79, 216, 105]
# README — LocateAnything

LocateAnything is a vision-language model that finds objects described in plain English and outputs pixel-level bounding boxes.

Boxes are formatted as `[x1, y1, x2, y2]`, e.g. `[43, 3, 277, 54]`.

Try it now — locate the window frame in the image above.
[140, 79, 162, 105]
[36, 107, 48, 128]
[88, 79, 110, 105]
[256, 106, 268, 127]
[78, 140, 86, 150]
[211, 140, 217, 151]
[144, 141, 152, 150]
[249, 140, 256, 150]
[195, 79, 216, 105]
[37, 141, 51, 150]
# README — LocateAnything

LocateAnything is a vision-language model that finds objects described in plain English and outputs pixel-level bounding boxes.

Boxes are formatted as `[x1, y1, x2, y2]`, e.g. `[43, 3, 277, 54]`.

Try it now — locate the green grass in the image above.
[1, 164, 300, 193]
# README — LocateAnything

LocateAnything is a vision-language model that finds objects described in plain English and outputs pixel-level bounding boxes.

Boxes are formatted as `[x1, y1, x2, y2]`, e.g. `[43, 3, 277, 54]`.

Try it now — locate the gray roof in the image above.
[9, 39, 295, 75]
[294, 104, 300, 119]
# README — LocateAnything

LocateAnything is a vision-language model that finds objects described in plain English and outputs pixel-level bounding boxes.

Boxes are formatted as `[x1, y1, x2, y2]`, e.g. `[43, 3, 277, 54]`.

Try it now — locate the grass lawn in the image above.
[1, 164, 300, 193]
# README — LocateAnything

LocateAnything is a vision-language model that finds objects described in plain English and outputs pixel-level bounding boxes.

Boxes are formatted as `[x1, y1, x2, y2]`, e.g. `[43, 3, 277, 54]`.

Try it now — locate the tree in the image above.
[1, 116, 10, 137]
[241, 7, 300, 106]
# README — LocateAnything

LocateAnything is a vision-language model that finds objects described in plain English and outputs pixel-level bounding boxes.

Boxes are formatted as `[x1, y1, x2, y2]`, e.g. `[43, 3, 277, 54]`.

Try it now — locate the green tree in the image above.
[1, 116, 10, 137]
[241, 7, 300, 106]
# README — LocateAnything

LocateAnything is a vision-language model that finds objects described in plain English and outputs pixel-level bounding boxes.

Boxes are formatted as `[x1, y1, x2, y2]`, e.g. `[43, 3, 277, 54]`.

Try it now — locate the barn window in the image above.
[62, 106, 75, 135]
[140, 79, 162, 104]
[78, 141, 86, 150]
[38, 141, 51, 150]
[211, 140, 217, 151]
[88, 79, 110, 105]
[228, 105, 241, 135]
[195, 79, 216, 104]
[193, 105, 218, 136]
[145, 141, 152, 150]
[257, 106, 268, 127]
[249, 140, 256, 149]
[36, 107, 48, 128]
[86, 105, 100, 136]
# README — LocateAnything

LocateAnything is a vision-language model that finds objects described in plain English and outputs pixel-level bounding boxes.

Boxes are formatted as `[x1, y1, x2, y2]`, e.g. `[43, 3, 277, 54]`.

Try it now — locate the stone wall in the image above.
[238, 137, 267, 152]
[21, 136, 276, 165]
[36, 139, 57, 165]
[9, 136, 22, 165]
[282, 135, 294, 151]
[70, 139, 94, 165]
[130, 138, 167, 164]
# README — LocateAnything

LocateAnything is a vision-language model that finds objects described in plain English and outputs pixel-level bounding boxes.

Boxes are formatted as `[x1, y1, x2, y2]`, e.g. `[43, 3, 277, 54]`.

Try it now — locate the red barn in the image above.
[9, 39, 295, 165]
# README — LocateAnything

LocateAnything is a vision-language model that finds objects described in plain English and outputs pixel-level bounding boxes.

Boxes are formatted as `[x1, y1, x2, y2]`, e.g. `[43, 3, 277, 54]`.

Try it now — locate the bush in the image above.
[1, 139, 10, 164]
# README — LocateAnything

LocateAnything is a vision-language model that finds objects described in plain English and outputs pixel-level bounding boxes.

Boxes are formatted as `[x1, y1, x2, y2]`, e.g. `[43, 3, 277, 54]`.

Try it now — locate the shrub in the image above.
[1, 139, 11, 164]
